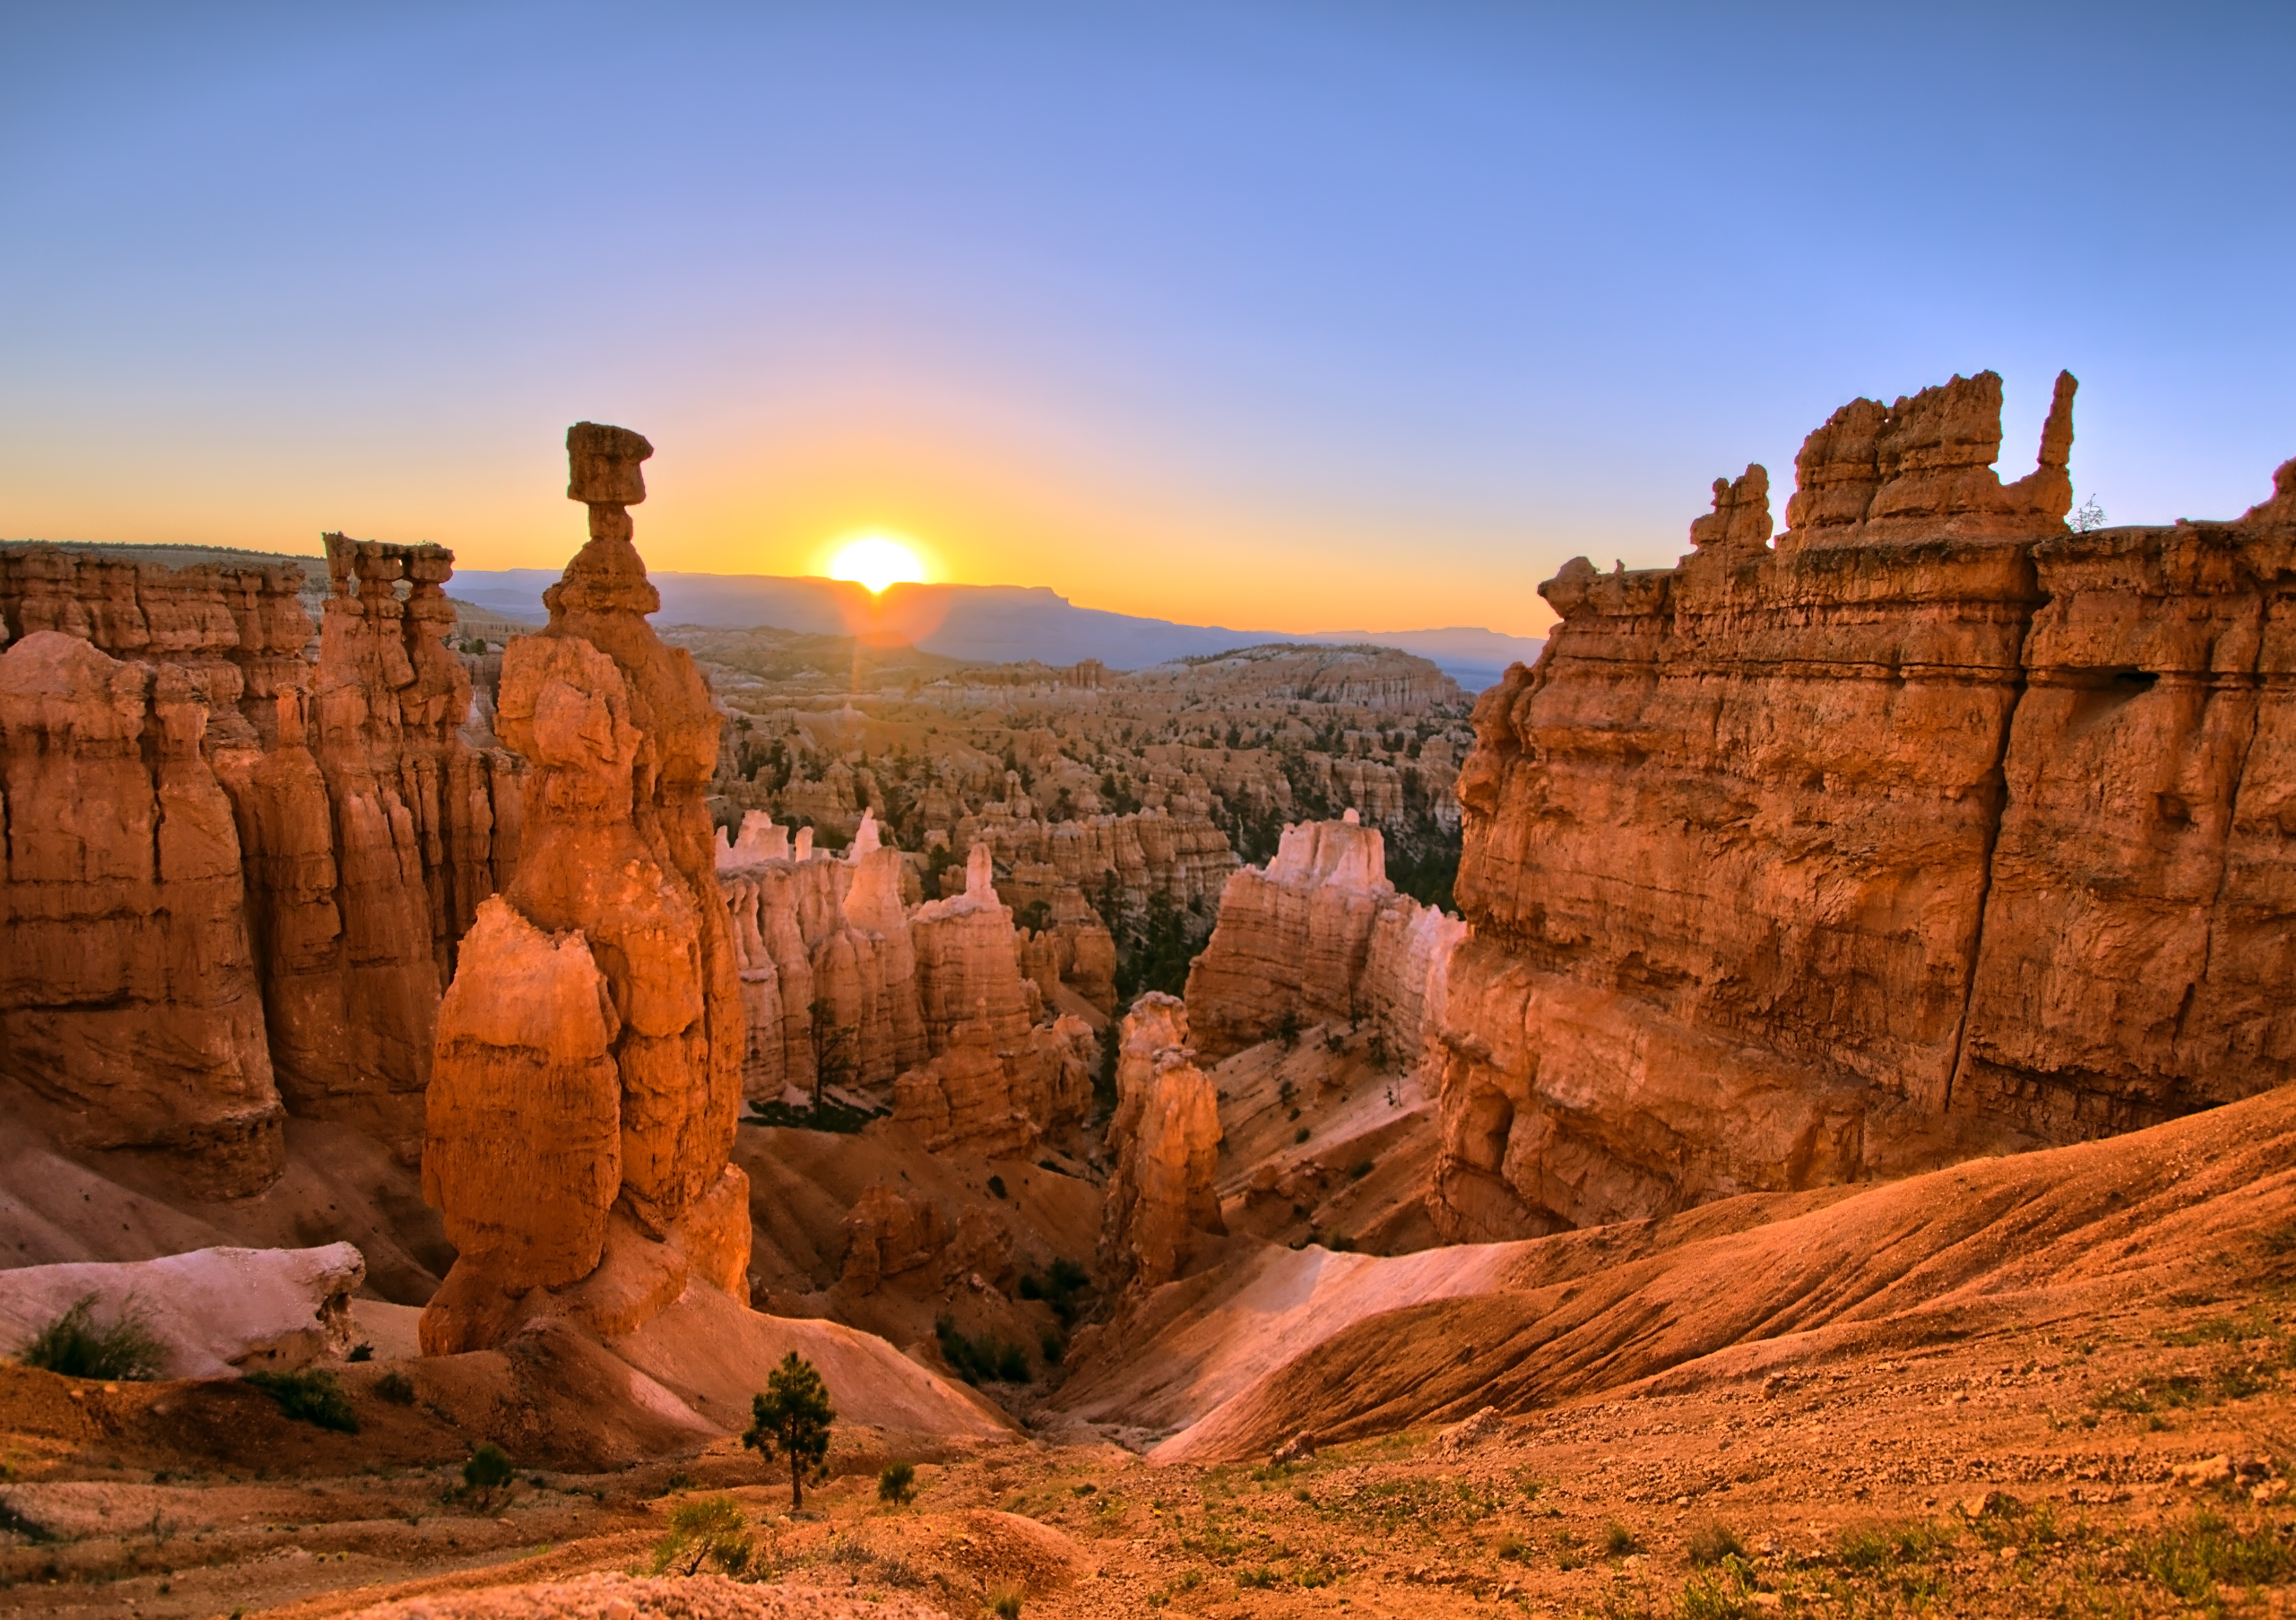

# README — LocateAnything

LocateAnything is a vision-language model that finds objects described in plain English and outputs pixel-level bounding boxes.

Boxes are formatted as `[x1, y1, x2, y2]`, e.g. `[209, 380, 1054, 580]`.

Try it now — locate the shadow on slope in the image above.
[1056, 1083, 2296, 1462]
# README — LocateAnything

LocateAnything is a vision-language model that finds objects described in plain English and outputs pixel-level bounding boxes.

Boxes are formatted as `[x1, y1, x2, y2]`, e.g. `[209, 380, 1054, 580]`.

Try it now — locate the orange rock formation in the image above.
[1435, 370, 2296, 1240]
[419, 424, 748, 1353]
[1099, 994, 1224, 1292]
[1184, 810, 1464, 1063]
[0, 539, 515, 1189]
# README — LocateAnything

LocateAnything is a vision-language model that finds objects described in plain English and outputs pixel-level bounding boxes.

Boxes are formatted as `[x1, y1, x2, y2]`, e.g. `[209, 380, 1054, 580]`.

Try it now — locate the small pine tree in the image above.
[878, 1459, 917, 1507]
[744, 1351, 836, 1510]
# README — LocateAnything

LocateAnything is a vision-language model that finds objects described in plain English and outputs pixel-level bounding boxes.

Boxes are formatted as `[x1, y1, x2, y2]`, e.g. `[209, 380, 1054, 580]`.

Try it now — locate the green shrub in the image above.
[936, 1316, 1032, 1385]
[16, 1294, 166, 1382]
[1604, 1518, 1641, 1557]
[461, 1442, 515, 1505]
[651, 1493, 752, 1576]
[2135, 1510, 2296, 1601]
[988, 1585, 1025, 1618]
[374, 1369, 416, 1405]
[244, 1368, 358, 1432]
[878, 1459, 917, 1506]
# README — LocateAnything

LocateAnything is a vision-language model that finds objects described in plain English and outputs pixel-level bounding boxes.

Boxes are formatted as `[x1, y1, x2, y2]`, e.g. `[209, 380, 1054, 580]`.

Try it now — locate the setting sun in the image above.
[825, 532, 929, 594]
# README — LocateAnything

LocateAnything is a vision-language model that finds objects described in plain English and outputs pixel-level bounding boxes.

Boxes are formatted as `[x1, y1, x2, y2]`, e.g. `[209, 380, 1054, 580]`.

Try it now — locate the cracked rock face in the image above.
[1434, 372, 2296, 1242]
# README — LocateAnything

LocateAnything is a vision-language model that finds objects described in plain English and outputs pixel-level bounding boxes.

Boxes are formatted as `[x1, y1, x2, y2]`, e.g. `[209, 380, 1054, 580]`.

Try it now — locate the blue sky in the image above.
[3, 2, 2289, 634]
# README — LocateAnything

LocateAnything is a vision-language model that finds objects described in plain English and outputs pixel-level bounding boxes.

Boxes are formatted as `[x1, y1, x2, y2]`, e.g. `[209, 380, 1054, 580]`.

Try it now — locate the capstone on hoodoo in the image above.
[419, 424, 748, 1354]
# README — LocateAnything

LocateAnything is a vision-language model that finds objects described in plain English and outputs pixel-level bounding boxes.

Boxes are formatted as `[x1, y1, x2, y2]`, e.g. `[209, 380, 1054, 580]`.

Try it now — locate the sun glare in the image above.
[826, 533, 929, 594]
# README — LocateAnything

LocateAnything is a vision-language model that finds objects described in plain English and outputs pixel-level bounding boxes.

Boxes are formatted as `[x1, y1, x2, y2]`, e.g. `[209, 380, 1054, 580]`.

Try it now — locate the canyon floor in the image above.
[6, 1164, 2292, 1620]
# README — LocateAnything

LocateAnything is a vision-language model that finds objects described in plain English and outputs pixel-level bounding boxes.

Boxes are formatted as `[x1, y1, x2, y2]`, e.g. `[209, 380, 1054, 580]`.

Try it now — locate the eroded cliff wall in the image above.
[0, 540, 516, 1188]
[1435, 370, 2296, 1240]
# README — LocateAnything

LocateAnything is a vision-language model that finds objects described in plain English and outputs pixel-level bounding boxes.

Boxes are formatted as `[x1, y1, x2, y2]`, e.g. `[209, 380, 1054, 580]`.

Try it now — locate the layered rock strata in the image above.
[1435, 370, 2296, 1240]
[718, 815, 1098, 1153]
[1099, 994, 1224, 1292]
[0, 536, 518, 1184]
[420, 424, 747, 1354]
[1184, 811, 1465, 1063]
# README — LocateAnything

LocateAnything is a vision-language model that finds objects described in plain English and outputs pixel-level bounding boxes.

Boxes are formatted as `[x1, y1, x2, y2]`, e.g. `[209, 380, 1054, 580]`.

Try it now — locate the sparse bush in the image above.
[1275, 1010, 1302, 1049]
[346, 1342, 374, 1363]
[1294, 1126, 1310, 1144]
[244, 1368, 359, 1433]
[2134, 1509, 2296, 1600]
[1686, 1520, 1746, 1567]
[988, 1584, 1025, 1617]
[1017, 1257, 1090, 1325]
[1323, 1029, 1347, 1054]
[986, 1174, 1008, 1199]
[651, 1493, 752, 1576]
[1495, 1531, 1527, 1560]
[1327, 1234, 1356, 1252]
[744, 1351, 836, 1510]
[374, 1369, 416, 1405]
[461, 1442, 515, 1505]
[1041, 1330, 1065, 1365]
[878, 1459, 917, 1506]
[937, 1315, 1032, 1385]
[1604, 1518, 1641, 1557]
[1349, 1159, 1374, 1180]
[16, 1294, 166, 1382]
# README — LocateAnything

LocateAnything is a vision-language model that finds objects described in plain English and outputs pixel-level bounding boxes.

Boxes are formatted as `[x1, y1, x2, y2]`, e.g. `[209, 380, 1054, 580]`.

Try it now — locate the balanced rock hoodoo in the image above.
[420, 424, 749, 1353]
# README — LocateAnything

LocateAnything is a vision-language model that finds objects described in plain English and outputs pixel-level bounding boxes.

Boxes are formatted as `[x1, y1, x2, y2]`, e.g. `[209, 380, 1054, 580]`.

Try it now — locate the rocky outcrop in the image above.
[1184, 811, 1464, 1063]
[1434, 370, 2296, 1240]
[0, 1242, 363, 1379]
[892, 1014, 1097, 1157]
[420, 424, 747, 1354]
[717, 810, 929, 1100]
[0, 628, 285, 1197]
[0, 535, 517, 1186]
[911, 845, 1044, 1050]
[839, 1183, 952, 1292]
[1099, 994, 1224, 1292]
[257, 534, 513, 1153]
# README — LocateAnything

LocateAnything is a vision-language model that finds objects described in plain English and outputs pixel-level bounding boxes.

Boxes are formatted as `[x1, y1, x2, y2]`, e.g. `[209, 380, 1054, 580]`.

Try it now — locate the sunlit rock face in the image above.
[0, 536, 516, 1192]
[1434, 370, 2296, 1241]
[420, 424, 749, 1354]
[1099, 993, 1224, 1294]
[1183, 811, 1464, 1065]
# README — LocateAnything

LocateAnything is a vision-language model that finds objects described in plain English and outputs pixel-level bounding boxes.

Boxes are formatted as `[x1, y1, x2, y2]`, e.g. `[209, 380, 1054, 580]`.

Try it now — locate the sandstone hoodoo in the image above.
[1434, 369, 2296, 1240]
[1184, 807, 1465, 1065]
[419, 424, 750, 1354]
[1099, 993, 1225, 1293]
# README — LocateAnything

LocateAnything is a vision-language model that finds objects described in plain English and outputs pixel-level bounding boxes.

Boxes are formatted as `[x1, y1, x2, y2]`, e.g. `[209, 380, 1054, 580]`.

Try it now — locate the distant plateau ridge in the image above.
[450, 568, 1544, 691]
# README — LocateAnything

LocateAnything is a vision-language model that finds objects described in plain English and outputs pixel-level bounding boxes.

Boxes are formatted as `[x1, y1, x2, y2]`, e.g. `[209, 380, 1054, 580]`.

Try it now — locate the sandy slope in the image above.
[1106, 1082, 2296, 1460]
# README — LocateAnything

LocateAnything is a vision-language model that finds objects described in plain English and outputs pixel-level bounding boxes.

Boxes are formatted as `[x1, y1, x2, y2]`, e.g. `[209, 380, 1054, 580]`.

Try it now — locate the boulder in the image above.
[0, 1242, 363, 1379]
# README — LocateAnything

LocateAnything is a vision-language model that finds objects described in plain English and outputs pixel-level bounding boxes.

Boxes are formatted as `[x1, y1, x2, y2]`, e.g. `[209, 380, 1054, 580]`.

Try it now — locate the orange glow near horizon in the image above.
[0, 425, 1564, 640]
[823, 531, 931, 593]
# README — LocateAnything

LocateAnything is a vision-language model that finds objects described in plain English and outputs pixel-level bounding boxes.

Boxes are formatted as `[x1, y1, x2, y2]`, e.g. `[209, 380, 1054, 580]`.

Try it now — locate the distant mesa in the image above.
[446, 567, 1546, 692]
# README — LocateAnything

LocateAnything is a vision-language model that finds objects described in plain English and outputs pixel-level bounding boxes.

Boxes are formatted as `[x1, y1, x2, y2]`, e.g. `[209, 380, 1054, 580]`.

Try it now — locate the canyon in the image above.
[2, 377, 2294, 1619]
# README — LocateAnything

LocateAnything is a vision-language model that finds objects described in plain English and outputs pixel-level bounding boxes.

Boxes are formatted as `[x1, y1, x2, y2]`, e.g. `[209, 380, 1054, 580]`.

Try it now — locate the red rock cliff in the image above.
[1436, 370, 2296, 1240]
